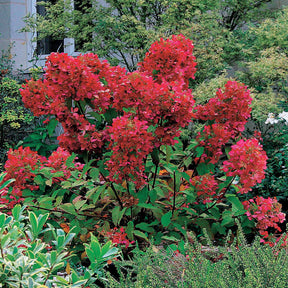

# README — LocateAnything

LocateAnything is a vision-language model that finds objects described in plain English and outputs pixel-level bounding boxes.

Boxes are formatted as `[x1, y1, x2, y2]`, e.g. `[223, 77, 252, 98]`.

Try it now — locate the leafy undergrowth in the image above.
[105, 226, 288, 288]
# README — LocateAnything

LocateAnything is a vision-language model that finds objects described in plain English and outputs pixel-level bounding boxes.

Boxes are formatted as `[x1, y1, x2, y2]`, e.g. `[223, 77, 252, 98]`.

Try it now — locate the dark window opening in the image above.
[74, 0, 93, 51]
[36, 0, 64, 55]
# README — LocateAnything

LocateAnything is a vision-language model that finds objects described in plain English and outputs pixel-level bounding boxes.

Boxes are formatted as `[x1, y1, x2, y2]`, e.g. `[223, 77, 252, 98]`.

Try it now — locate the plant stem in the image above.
[100, 172, 123, 209]
[193, 176, 236, 219]
[172, 171, 176, 217]
[191, 154, 202, 179]
[152, 161, 159, 189]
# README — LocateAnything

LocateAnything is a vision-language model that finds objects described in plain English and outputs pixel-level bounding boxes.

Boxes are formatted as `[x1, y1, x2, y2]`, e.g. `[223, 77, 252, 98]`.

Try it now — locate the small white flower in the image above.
[265, 113, 278, 124]
[278, 111, 288, 123]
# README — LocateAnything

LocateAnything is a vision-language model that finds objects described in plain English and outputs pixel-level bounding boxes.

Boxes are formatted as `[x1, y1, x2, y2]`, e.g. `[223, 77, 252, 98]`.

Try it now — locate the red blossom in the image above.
[243, 196, 286, 236]
[222, 139, 267, 194]
[105, 227, 134, 249]
[113, 71, 195, 146]
[196, 124, 232, 164]
[46, 147, 84, 182]
[194, 81, 252, 136]
[2, 146, 45, 194]
[190, 173, 218, 204]
[138, 34, 197, 88]
[0, 147, 84, 207]
[106, 115, 154, 188]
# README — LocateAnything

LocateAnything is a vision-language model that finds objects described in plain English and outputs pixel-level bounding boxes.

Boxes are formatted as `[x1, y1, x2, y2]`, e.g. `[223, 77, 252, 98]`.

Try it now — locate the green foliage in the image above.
[254, 140, 288, 202]
[17, 117, 58, 157]
[106, 227, 288, 287]
[0, 44, 14, 77]
[0, 77, 34, 168]
[15, 136, 254, 250]
[0, 204, 119, 287]
[22, 0, 273, 74]
[0, 77, 33, 130]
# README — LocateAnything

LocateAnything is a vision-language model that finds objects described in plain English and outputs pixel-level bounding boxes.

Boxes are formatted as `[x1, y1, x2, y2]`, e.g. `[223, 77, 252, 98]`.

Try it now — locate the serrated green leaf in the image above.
[226, 194, 244, 211]
[89, 168, 99, 180]
[133, 230, 148, 242]
[59, 203, 78, 216]
[135, 222, 155, 233]
[161, 211, 172, 228]
[112, 206, 127, 226]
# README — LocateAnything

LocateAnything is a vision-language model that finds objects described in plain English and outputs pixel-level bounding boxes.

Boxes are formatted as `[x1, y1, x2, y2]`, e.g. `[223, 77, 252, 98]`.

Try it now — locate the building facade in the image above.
[0, 0, 288, 71]
[0, 0, 108, 71]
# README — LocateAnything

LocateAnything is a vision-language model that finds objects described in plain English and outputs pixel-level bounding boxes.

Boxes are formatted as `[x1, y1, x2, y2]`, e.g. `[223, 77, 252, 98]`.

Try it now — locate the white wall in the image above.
[0, 0, 33, 71]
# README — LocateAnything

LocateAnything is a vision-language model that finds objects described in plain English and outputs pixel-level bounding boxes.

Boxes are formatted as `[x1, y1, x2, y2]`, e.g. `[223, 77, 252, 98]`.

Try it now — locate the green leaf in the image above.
[0, 214, 6, 228]
[133, 230, 149, 242]
[195, 146, 204, 157]
[59, 203, 78, 216]
[195, 219, 213, 238]
[47, 117, 58, 137]
[137, 186, 149, 203]
[211, 222, 226, 235]
[12, 205, 25, 221]
[112, 206, 127, 226]
[196, 163, 215, 175]
[66, 154, 76, 168]
[135, 222, 155, 233]
[137, 203, 157, 209]
[161, 211, 172, 228]
[0, 178, 15, 191]
[226, 194, 244, 211]
[126, 221, 134, 240]
[104, 107, 118, 124]
[165, 145, 172, 163]
[151, 147, 160, 165]
[89, 168, 99, 180]
[221, 211, 234, 227]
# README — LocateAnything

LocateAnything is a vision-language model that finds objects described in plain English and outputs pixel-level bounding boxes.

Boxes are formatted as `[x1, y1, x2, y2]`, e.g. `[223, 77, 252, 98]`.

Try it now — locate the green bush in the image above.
[0, 206, 119, 287]
[106, 227, 288, 288]
[0, 77, 34, 169]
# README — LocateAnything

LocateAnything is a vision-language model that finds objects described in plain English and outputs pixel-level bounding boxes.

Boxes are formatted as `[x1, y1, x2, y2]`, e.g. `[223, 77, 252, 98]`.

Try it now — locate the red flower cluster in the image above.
[104, 227, 134, 249]
[106, 115, 154, 188]
[21, 53, 122, 153]
[113, 72, 195, 146]
[46, 147, 84, 182]
[194, 81, 252, 163]
[138, 34, 197, 88]
[243, 196, 286, 237]
[3, 146, 45, 195]
[0, 147, 84, 204]
[196, 124, 232, 164]
[222, 139, 267, 194]
[190, 173, 219, 204]
[195, 81, 252, 135]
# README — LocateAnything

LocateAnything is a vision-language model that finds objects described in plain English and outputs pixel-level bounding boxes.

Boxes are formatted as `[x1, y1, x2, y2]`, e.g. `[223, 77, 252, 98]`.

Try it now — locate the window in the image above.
[36, 0, 64, 55]
[30, 0, 90, 67]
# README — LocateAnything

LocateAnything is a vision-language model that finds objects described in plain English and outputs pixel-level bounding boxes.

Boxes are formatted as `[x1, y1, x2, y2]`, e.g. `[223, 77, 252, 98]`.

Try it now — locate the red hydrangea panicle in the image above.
[113, 72, 195, 146]
[21, 79, 52, 117]
[45, 53, 111, 113]
[222, 139, 268, 194]
[79, 53, 127, 96]
[190, 173, 218, 204]
[2, 147, 45, 195]
[138, 34, 197, 88]
[196, 124, 232, 164]
[46, 147, 84, 182]
[0, 187, 23, 210]
[106, 115, 154, 188]
[105, 227, 134, 248]
[243, 196, 286, 236]
[56, 109, 104, 153]
[194, 81, 252, 136]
